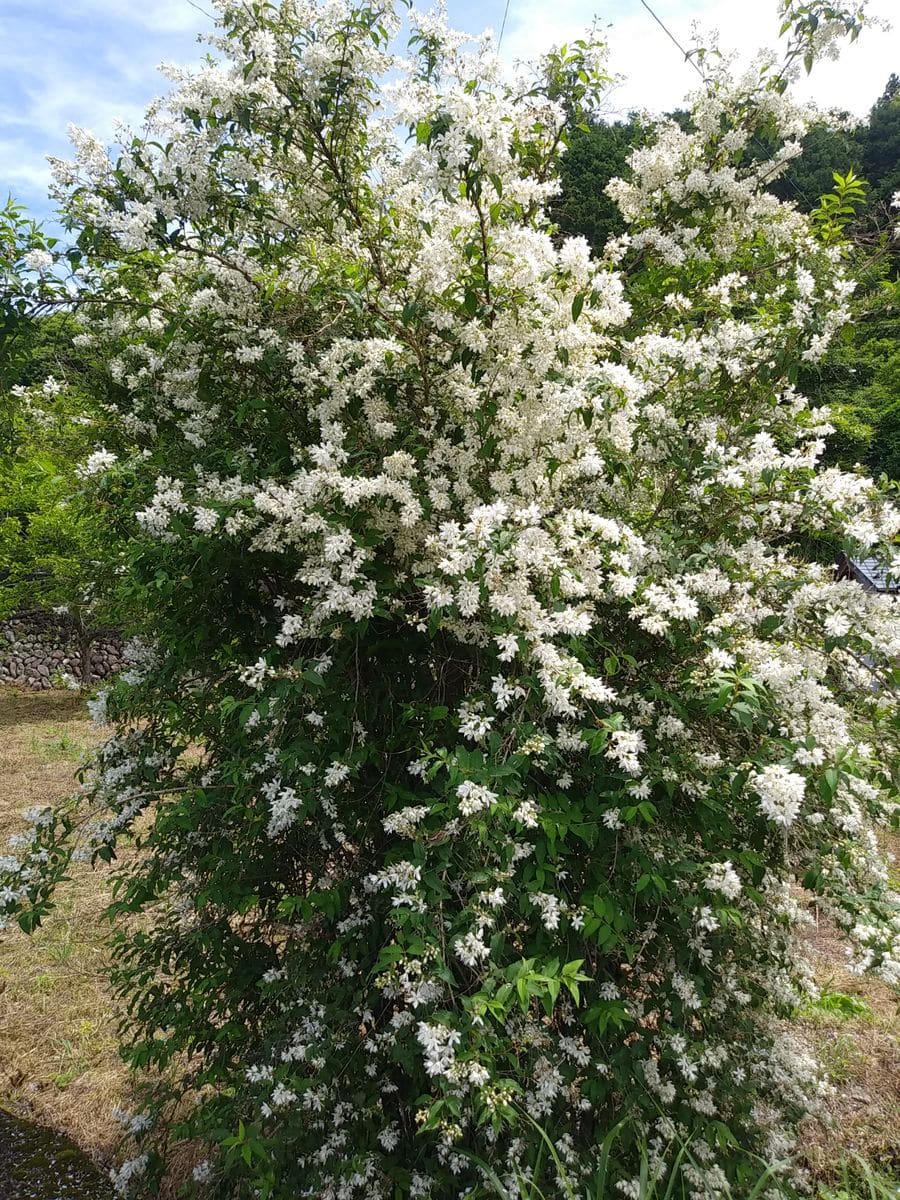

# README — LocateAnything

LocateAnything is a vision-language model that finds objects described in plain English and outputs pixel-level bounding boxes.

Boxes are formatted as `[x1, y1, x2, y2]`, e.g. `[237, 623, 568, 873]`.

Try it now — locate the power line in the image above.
[635, 0, 820, 213]
[184, 0, 216, 20]
[637, 0, 702, 77]
[498, 0, 512, 51]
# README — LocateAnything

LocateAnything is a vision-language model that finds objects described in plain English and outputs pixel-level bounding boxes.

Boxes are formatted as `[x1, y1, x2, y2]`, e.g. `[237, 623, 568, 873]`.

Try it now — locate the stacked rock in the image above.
[0, 610, 123, 689]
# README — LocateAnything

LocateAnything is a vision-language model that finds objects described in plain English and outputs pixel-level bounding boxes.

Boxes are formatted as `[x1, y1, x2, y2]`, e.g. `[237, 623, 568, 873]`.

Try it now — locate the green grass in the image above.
[798, 991, 874, 1022]
[471, 1111, 898, 1200]
[29, 726, 93, 762]
[818, 1155, 900, 1200]
[818, 1030, 869, 1083]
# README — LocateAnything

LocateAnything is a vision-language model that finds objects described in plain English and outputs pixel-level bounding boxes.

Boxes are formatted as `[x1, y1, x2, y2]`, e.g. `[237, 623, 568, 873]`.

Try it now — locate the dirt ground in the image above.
[0, 689, 126, 1164]
[795, 882, 900, 1182]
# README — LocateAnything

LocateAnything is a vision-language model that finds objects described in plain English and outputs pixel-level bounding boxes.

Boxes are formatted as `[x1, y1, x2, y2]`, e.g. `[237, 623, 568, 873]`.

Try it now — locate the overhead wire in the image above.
[635, 0, 822, 214]
[498, 0, 512, 51]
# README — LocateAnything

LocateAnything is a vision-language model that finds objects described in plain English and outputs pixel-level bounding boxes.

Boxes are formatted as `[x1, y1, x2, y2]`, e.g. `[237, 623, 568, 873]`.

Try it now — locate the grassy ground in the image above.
[0, 688, 896, 1193]
[796, 889, 900, 1186]
[0, 688, 127, 1163]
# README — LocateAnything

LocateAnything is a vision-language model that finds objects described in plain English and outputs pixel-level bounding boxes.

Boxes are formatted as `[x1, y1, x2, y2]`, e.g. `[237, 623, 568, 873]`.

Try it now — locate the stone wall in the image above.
[0, 610, 123, 689]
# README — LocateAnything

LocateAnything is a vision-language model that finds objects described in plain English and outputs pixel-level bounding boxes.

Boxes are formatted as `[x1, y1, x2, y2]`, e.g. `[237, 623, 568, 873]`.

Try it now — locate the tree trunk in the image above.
[74, 613, 93, 689]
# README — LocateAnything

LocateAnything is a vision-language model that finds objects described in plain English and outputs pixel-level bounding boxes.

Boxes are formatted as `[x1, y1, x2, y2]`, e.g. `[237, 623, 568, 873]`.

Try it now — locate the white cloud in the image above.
[0, 0, 211, 215]
[0, 144, 54, 194]
[501, 0, 897, 117]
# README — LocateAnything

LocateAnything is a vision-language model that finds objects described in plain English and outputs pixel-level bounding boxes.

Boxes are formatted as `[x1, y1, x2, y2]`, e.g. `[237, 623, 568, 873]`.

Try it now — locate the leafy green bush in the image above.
[1, 3, 898, 1198]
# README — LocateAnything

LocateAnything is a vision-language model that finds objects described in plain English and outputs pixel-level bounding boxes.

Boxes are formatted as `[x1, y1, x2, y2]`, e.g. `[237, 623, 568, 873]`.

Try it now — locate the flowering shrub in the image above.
[2, 1, 899, 1197]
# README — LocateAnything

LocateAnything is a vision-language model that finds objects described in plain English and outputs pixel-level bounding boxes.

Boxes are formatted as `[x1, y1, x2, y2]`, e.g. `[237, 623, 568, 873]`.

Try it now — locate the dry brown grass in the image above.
[795, 846, 900, 1183]
[0, 687, 128, 1164]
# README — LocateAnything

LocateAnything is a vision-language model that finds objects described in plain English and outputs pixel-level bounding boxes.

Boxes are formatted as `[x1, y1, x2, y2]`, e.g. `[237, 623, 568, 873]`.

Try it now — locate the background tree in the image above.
[769, 118, 862, 208]
[552, 116, 647, 251]
[859, 74, 900, 212]
[0, 203, 130, 679]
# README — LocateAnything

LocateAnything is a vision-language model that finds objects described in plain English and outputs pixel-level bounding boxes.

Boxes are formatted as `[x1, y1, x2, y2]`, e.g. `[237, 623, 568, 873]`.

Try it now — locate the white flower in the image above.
[513, 799, 540, 828]
[823, 612, 850, 638]
[192, 1161, 212, 1183]
[456, 780, 498, 817]
[77, 448, 118, 478]
[454, 929, 490, 967]
[270, 1082, 297, 1107]
[754, 764, 806, 827]
[495, 633, 519, 661]
[383, 805, 430, 837]
[416, 1021, 461, 1077]
[531, 891, 562, 930]
[112, 1108, 152, 1136]
[323, 761, 350, 788]
[193, 506, 219, 532]
[378, 1122, 401, 1151]
[703, 861, 742, 900]
[266, 785, 302, 836]
[606, 728, 645, 776]
[466, 1061, 491, 1087]
[458, 700, 493, 742]
[24, 248, 53, 273]
[366, 861, 422, 894]
[110, 1155, 149, 1195]
[238, 657, 272, 689]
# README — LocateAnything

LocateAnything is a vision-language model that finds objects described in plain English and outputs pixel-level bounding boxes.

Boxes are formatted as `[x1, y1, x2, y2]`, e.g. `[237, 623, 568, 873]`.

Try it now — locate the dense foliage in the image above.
[807, 274, 900, 482]
[1, 3, 899, 1199]
[552, 117, 646, 254]
[860, 74, 900, 212]
[1, 198, 60, 342]
[0, 202, 129, 666]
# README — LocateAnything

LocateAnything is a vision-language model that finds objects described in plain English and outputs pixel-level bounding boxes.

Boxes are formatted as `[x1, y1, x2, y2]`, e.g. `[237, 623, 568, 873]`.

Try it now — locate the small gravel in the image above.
[0, 1110, 112, 1199]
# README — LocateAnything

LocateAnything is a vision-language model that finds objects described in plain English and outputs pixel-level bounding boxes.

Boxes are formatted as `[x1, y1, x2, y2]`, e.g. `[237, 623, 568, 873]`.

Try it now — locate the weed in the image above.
[799, 991, 874, 1022]
[43, 922, 76, 964]
[818, 1154, 900, 1199]
[30, 727, 90, 762]
[819, 1031, 868, 1082]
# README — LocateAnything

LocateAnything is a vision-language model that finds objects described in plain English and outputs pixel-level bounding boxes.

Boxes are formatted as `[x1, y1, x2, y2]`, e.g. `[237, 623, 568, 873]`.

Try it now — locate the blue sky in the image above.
[2, 0, 897, 226]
